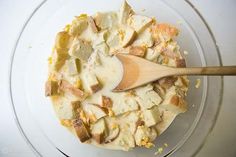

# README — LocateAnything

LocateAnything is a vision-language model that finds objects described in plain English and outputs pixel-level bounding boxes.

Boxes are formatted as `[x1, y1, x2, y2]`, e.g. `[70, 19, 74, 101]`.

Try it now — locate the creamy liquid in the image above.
[80, 53, 125, 110]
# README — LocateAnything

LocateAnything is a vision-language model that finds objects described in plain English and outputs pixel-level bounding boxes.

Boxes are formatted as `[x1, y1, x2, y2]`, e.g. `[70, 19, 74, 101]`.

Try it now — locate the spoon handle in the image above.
[173, 66, 236, 76]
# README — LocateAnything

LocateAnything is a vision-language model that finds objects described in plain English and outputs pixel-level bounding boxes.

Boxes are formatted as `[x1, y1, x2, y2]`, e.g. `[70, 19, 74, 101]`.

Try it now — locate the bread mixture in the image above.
[45, 1, 189, 151]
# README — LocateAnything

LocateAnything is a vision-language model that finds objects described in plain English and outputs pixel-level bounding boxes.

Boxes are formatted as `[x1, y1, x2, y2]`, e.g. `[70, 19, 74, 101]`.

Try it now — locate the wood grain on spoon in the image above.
[113, 54, 236, 92]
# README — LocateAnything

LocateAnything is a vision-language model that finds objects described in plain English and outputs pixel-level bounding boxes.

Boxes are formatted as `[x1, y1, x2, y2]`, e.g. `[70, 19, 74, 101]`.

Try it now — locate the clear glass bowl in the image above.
[10, 0, 222, 156]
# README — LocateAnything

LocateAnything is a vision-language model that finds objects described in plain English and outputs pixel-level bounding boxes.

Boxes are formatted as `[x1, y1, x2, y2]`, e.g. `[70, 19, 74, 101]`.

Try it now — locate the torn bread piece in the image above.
[52, 96, 80, 120]
[52, 49, 69, 71]
[59, 80, 87, 100]
[66, 58, 80, 75]
[112, 97, 139, 115]
[84, 72, 102, 93]
[106, 30, 121, 53]
[134, 125, 157, 148]
[69, 39, 93, 62]
[153, 83, 166, 99]
[145, 48, 160, 62]
[118, 0, 134, 24]
[143, 106, 162, 127]
[174, 76, 189, 91]
[88, 16, 98, 33]
[45, 80, 59, 96]
[93, 30, 109, 46]
[132, 28, 154, 48]
[71, 100, 81, 118]
[72, 118, 91, 142]
[94, 12, 118, 30]
[55, 31, 72, 50]
[135, 85, 162, 109]
[128, 14, 153, 33]
[105, 124, 120, 143]
[160, 87, 187, 114]
[91, 118, 108, 143]
[121, 111, 140, 134]
[119, 26, 136, 47]
[69, 15, 88, 36]
[83, 104, 107, 122]
[113, 130, 135, 151]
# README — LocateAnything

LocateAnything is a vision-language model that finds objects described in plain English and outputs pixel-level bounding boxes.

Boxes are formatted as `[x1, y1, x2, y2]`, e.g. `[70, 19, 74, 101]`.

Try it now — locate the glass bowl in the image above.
[9, 0, 222, 156]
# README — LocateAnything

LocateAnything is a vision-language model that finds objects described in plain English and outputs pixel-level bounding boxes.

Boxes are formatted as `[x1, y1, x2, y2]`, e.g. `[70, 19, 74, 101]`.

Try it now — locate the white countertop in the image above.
[0, 0, 235, 156]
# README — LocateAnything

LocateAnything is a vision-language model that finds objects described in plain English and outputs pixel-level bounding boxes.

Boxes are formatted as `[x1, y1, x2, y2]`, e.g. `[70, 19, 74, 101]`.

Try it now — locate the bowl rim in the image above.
[183, 0, 223, 156]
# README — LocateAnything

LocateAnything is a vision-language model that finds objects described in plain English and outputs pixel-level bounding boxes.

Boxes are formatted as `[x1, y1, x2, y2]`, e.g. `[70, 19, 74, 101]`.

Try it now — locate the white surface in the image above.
[0, 0, 235, 157]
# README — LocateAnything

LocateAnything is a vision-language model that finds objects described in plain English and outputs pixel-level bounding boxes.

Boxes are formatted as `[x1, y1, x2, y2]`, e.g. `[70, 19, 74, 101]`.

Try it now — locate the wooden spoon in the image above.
[113, 53, 236, 92]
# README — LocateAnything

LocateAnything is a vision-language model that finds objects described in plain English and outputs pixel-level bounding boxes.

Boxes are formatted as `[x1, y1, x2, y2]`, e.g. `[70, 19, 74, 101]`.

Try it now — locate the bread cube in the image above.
[55, 31, 71, 50]
[84, 72, 102, 93]
[94, 12, 118, 29]
[145, 48, 160, 62]
[45, 80, 59, 96]
[83, 103, 107, 122]
[132, 28, 154, 48]
[66, 58, 80, 75]
[118, 0, 134, 24]
[69, 39, 93, 62]
[128, 15, 153, 33]
[143, 106, 161, 127]
[69, 16, 88, 36]
[160, 87, 187, 114]
[72, 118, 91, 142]
[119, 26, 136, 47]
[134, 125, 157, 147]
[91, 118, 108, 143]
[135, 85, 162, 109]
